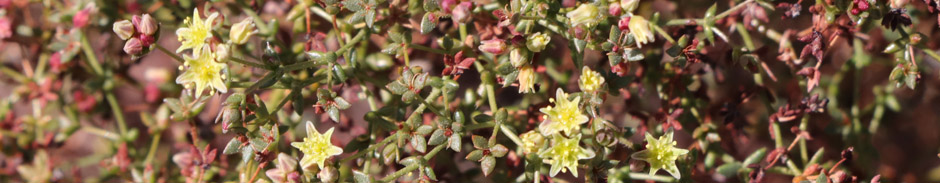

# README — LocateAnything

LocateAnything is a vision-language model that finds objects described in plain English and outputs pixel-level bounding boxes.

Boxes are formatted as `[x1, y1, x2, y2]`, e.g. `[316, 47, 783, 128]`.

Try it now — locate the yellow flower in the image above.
[176, 46, 227, 97]
[579, 66, 605, 93]
[631, 131, 689, 179]
[538, 88, 589, 136]
[519, 130, 545, 154]
[176, 8, 218, 55]
[526, 32, 551, 52]
[629, 16, 655, 48]
[621, 0, 640, 14]
[566, 4, 600, 28]
[291, 121, 343, 170]
[538, 133, 595, 177]
[517, 65, 537, 93]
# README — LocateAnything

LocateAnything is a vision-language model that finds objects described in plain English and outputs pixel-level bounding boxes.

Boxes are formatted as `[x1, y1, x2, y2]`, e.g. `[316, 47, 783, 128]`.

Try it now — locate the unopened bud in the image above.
[136, 14, 158, 36]
[621, 0, 640, 13]
[215, 44, 231, 62]
[124, 37, 143, 55]
[609, 2, 622, 16]
[451, 2, 473, 23]
[230, 18, 255, 45]
[509, 48, 529, 67]
[478, 39, 507, 54]
[112, 20, 135, 40]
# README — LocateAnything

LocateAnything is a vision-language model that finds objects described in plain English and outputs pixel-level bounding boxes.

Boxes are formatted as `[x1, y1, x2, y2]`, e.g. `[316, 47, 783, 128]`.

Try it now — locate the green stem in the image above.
[80, 31, 104, 75]
[735, 24, 756, 51]
[106, 92, 129, 139]
[409, 44, 450, 55]
[341, 133, 399, 163]
[628, 172, 676, 182]
[229, 56, 267, 69]
[82, 126, 121, 140]
[0, 66, 29, 83]
[144, 132, 163, 164]
[155, 44, 185, 63]
[380, 144, 447, 182]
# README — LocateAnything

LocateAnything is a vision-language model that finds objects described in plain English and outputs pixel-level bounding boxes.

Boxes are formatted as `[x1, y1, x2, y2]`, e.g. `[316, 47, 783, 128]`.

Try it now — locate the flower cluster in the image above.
[113, 14, 158, 55]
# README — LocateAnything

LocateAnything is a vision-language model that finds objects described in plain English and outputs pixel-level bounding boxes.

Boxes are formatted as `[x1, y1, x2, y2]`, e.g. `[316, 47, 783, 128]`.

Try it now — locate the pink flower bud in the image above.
[73, 8, 91, 28]
[50, 52, 63, 73]
[451, 2, 473, 24]
[609, 3, 622, 16]
[479, 39, 507, 55]
[136, 14, 158, 36]
[0, 17, 11, 39]
[440, 0, 457, 12]
[124, 37, 143, 55]
[137, 33, 155, 46]
[618, 16, 631, 31]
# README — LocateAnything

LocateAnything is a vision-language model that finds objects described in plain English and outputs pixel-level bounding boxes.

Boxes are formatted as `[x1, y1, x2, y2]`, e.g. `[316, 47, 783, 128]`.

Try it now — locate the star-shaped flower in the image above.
[176, 46, 227, 98]
[538, 88, 589, 136]
[579, 66, 605, 93]
[631, 131, 689, 179]
[538, 133, 595, 177]
[176, 8, 218, 55]
[291, 121, 343, 170]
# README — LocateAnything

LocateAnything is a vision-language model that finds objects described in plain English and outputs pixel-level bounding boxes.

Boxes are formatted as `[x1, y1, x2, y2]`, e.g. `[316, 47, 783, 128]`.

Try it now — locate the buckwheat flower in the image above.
[526, 32, 551, 52]
[479, 39, 507, 54]
[579, 66, 605, 93]
[291, 121, 343, 170]
[519, 130, 545, 154]
[538, 133, 595, 177]
[629, 16, 655, 48]
[509, 48, 529, 67]
[123, 37, 144, 55]
[517, 65, 537, 93]
[113, 20, 135, 40]
[176, 8, 218, 55]
[538, 88, 589, 136]
[176, 46, 227, 97]
[266, 153, 301, 183]
[566, 3, 600, 28]
[621, 0, 640, 14]
[230, 18, 255, 45]
[631, 131, 689, 179]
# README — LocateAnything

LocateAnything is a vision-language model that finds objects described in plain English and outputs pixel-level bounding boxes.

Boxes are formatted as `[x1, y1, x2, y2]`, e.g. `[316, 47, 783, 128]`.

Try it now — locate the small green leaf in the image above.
[466, 149, 484, 161]
[386, 82, 408, 95]
[428, 129, 446, 145]
[490, 144, 508, 157]
[412, 135, 427, 153]
[448, 135, 462, 152]
[416, 125, 434, 135]
[624, 48, 645, 61]
[481, 156, 496, 176]
[353, 170, 371, 183]
[420, 12, 436, 34]
[471, 135, 488, 149]
[334, 97, 351, 109]
[743, 148, 767, 166]
[223, 138, 242, 154]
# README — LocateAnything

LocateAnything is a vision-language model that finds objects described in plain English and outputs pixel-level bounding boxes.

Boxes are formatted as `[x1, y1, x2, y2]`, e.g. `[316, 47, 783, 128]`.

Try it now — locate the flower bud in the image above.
[451, 2, 473, 24]
[136, 14, 158, 36]
[112, 20, 135, 40]
[509, 48, 529, 67]
[609, 2, 622, 16]
[317, 165, 339, 183]
[621, 0, 640, 14]
[617, 16, 631, 31]
[0, 17, 11, 39]
[215, 44, 231, 62]
[230, 18, 255, 45]
[478, 39, 507, 54]
[526, 32, 550, 52]
[123, 37, 143, 55]
[566, 4, 600, 28]
[73, 8, 92, 28]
